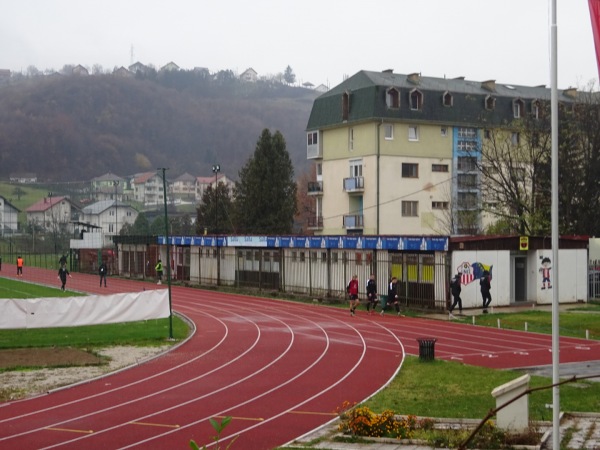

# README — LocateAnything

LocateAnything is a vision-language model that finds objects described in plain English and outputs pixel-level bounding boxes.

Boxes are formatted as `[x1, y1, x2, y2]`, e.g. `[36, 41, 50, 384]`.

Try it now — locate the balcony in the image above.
[343, 214, 364, 229]
[343, 176, 364, 193]
[307, 142, 322, 159]
[307, 215, 323, 230]
[307, 181, 323, 196]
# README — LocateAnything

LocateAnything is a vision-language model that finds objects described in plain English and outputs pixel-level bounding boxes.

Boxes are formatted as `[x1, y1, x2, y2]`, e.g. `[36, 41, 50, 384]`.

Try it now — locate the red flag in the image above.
[589, 0, 600, 78]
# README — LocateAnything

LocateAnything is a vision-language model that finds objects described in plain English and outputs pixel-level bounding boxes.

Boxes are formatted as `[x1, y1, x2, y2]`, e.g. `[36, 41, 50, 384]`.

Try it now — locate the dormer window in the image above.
[513, 98, 525, 118]
[485, 95, 496, 111]
[409, 89, 423, 111]
[342, 91, 350, 121]
[386, 88, 400, 109]
[531, 100, 540, 119]
[442, 91, 453, 107]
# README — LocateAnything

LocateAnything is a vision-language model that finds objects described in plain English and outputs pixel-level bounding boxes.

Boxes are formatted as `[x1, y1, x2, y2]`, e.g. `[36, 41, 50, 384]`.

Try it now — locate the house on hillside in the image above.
[240, 68, 258, 83]
[0, 69, 10, 86]
[196, 173, 234, 201]
[25, 196, 77, 232]
[80, 200, 138, 246]
[113, 66, 132, 77]
[128, 61, 149, 75]
[72, 65, 89, 76]
[160, 62, 180, 72]
[0, 195, 20, 236]
[172, 173, 197, 198]
[91, 173, 126, 202]
[132, 172, 166, 206]
[314, 84, 329, 93]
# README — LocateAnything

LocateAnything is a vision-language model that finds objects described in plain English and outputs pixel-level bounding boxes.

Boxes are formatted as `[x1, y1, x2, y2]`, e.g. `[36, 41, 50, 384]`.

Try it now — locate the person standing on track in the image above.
[16, 255, 24, 277]
[99, 261, 108, 287]
[365, 273, 378, 315]
[347, 274, 360, 316]
[57, 265, 71, 291]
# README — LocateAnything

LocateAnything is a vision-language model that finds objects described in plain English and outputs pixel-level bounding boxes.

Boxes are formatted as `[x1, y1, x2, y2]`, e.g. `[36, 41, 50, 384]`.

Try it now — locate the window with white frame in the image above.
[349, 159, 363, 177]
[442, 91, 453, 107]
[532, 100, 540, 119]
[485, 95, 496, 110]
[307, 131, 318, 146]
[349, 127, 354, 151]
[511, 132, 520, 145]
[384, 124, 394, 140]
[513, 99, 524, 118]
[401, 200, 419, 217]
[408, 125, 419, 141]
[441, 126, 448, 137]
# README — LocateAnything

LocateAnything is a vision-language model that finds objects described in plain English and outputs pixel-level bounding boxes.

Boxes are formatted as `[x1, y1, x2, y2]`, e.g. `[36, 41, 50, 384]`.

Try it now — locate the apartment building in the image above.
[305, 70, 576, 236]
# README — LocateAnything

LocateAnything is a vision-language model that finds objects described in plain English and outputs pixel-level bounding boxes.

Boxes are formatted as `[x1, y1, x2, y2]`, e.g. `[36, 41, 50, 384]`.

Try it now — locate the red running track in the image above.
[1, 266, 600, 449]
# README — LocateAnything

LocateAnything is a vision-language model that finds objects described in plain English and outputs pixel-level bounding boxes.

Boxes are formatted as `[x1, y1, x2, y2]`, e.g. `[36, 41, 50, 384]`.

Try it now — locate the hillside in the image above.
[0, 71, 319, 182]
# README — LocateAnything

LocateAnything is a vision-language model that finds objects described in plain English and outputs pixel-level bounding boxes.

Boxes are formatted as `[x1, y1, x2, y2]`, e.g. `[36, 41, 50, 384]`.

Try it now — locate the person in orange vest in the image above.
[16, 256, 24, 277]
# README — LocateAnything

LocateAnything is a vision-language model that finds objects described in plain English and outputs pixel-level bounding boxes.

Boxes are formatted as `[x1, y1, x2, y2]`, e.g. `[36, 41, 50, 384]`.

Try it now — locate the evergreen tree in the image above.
[233, 129, 297, 234]
[283, 65, 296, 85]
[126, 212, 150, 235]
[196, 183, 233, 234]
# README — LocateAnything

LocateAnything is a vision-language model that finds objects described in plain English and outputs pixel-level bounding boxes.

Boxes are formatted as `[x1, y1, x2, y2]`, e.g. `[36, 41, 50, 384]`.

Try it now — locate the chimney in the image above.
[481, 80, 496, 92]
[382, 69, 394, 74]
[407, 72, 421, 84]
[563, 87, 578, 99]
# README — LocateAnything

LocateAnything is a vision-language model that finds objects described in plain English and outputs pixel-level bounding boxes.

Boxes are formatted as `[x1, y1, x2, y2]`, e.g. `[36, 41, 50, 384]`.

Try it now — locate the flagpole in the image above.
[550, 0, 560, 448]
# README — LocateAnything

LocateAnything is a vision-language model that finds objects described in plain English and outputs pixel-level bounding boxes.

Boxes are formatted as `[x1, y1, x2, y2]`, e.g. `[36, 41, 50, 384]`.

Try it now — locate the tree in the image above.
[283, 66, 296, 85]
[233, 129, 297, 234]
[124, 212, 150, 235]
[12, 186, 26, 201]
[196, 183, 233, 235]
[469, 108, 552, 235]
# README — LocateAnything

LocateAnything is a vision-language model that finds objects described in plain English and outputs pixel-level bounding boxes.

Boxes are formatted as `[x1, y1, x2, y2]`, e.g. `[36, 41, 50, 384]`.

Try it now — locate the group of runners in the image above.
[346, 273, 402, 317]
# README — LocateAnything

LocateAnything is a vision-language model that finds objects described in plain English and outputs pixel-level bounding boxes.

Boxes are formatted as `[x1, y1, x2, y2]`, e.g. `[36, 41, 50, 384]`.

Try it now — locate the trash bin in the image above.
[416, 338, 437, 361]
[379, 295, 388, 311]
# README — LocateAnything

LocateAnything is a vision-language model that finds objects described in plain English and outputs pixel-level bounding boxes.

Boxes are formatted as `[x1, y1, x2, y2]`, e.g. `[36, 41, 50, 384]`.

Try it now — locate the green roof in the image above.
[306, 70, 576, 130]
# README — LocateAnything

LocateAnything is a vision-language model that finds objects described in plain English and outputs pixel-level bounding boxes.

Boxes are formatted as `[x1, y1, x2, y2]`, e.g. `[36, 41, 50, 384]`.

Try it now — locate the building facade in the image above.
[305, 70, 576, 236]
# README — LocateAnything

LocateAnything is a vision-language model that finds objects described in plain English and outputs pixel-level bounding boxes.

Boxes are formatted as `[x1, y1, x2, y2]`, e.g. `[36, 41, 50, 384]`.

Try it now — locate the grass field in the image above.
[0, 277, 79, 298]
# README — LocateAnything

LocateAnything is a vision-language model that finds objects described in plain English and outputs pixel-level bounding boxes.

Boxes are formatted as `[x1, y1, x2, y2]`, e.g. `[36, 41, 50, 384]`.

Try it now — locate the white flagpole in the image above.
[550, 0, 560, 448]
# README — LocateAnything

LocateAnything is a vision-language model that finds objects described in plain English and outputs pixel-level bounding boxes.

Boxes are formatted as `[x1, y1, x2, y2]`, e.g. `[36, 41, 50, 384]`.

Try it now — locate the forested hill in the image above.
[0, 72, 319, 182]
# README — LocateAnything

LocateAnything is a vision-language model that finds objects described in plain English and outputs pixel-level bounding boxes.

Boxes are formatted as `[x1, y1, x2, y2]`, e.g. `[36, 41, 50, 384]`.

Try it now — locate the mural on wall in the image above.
[457, 261, 493, 285]
[539, 256, 552, 289]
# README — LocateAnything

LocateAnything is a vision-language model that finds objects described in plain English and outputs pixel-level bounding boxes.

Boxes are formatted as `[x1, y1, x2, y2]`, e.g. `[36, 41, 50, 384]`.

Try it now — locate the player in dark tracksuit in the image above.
[365, 273, 378, 314]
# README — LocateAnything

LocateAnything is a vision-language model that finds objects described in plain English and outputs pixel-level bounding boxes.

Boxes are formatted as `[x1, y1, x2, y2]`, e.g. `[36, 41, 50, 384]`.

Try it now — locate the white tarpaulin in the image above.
[0, 290, 170, 329]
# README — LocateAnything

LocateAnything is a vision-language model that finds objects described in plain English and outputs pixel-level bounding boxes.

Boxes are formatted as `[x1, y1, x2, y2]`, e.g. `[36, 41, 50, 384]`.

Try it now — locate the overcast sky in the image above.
[1, 0, 598, 90]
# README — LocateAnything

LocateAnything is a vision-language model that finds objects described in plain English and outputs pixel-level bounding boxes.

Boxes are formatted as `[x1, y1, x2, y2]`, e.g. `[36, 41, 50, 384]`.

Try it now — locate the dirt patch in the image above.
[0, 347, 103, 370]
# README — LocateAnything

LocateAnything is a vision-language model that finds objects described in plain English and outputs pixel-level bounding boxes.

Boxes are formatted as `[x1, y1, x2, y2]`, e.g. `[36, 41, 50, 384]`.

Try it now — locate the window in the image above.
[458, 173, 478, 189]
[532, 100, 540, 119]
[402, 163, 418, 178]
[484, 129, 491, 139]
[458, 192, 478, 209]
[384, 124, 393, 140]
[349, 159, 363, 178]
[442, 91, 453, 107]
[349, 127, 354, 151]
[457, 127, 477, 138]
[386, 88, 400, 108]
[316, 162, 322, 177]
[432, 201, 449, 210]
[457, 156, 477, 172]
[432, 164, 448, 172]
[511, 132, 520, 145]
[402, 201, 419, 217]
[409, 89, 423, 110]
[307, 131, 318, 146]
[342, 91, 350, 121]
[441, 126, 448, 137]
[485, 95, 496, 110]
[513, 99, 524, 118]
[408, 125, 419, 141]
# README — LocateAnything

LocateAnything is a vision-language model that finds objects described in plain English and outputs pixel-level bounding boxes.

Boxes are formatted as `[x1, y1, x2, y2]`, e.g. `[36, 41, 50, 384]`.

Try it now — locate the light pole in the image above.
[212, 164, 221, 286]
[212, 164, 220, 234]
[158, 168, 173, 339]
[113, 180, 119, 275]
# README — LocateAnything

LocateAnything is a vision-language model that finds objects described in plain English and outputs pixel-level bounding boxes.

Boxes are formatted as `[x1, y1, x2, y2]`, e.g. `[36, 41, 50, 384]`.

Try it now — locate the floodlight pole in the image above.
[159, 168, 173, 339]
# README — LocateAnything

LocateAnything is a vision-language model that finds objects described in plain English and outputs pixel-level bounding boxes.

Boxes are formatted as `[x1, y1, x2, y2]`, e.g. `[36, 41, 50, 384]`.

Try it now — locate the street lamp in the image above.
[212, 164, 220, 234]
[113, 181, 119, 237]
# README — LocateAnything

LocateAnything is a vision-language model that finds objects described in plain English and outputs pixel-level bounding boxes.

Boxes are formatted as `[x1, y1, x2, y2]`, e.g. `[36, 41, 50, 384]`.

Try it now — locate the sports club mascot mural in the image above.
[539, 256, 552, 290]
[456, 261, 493, 285]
